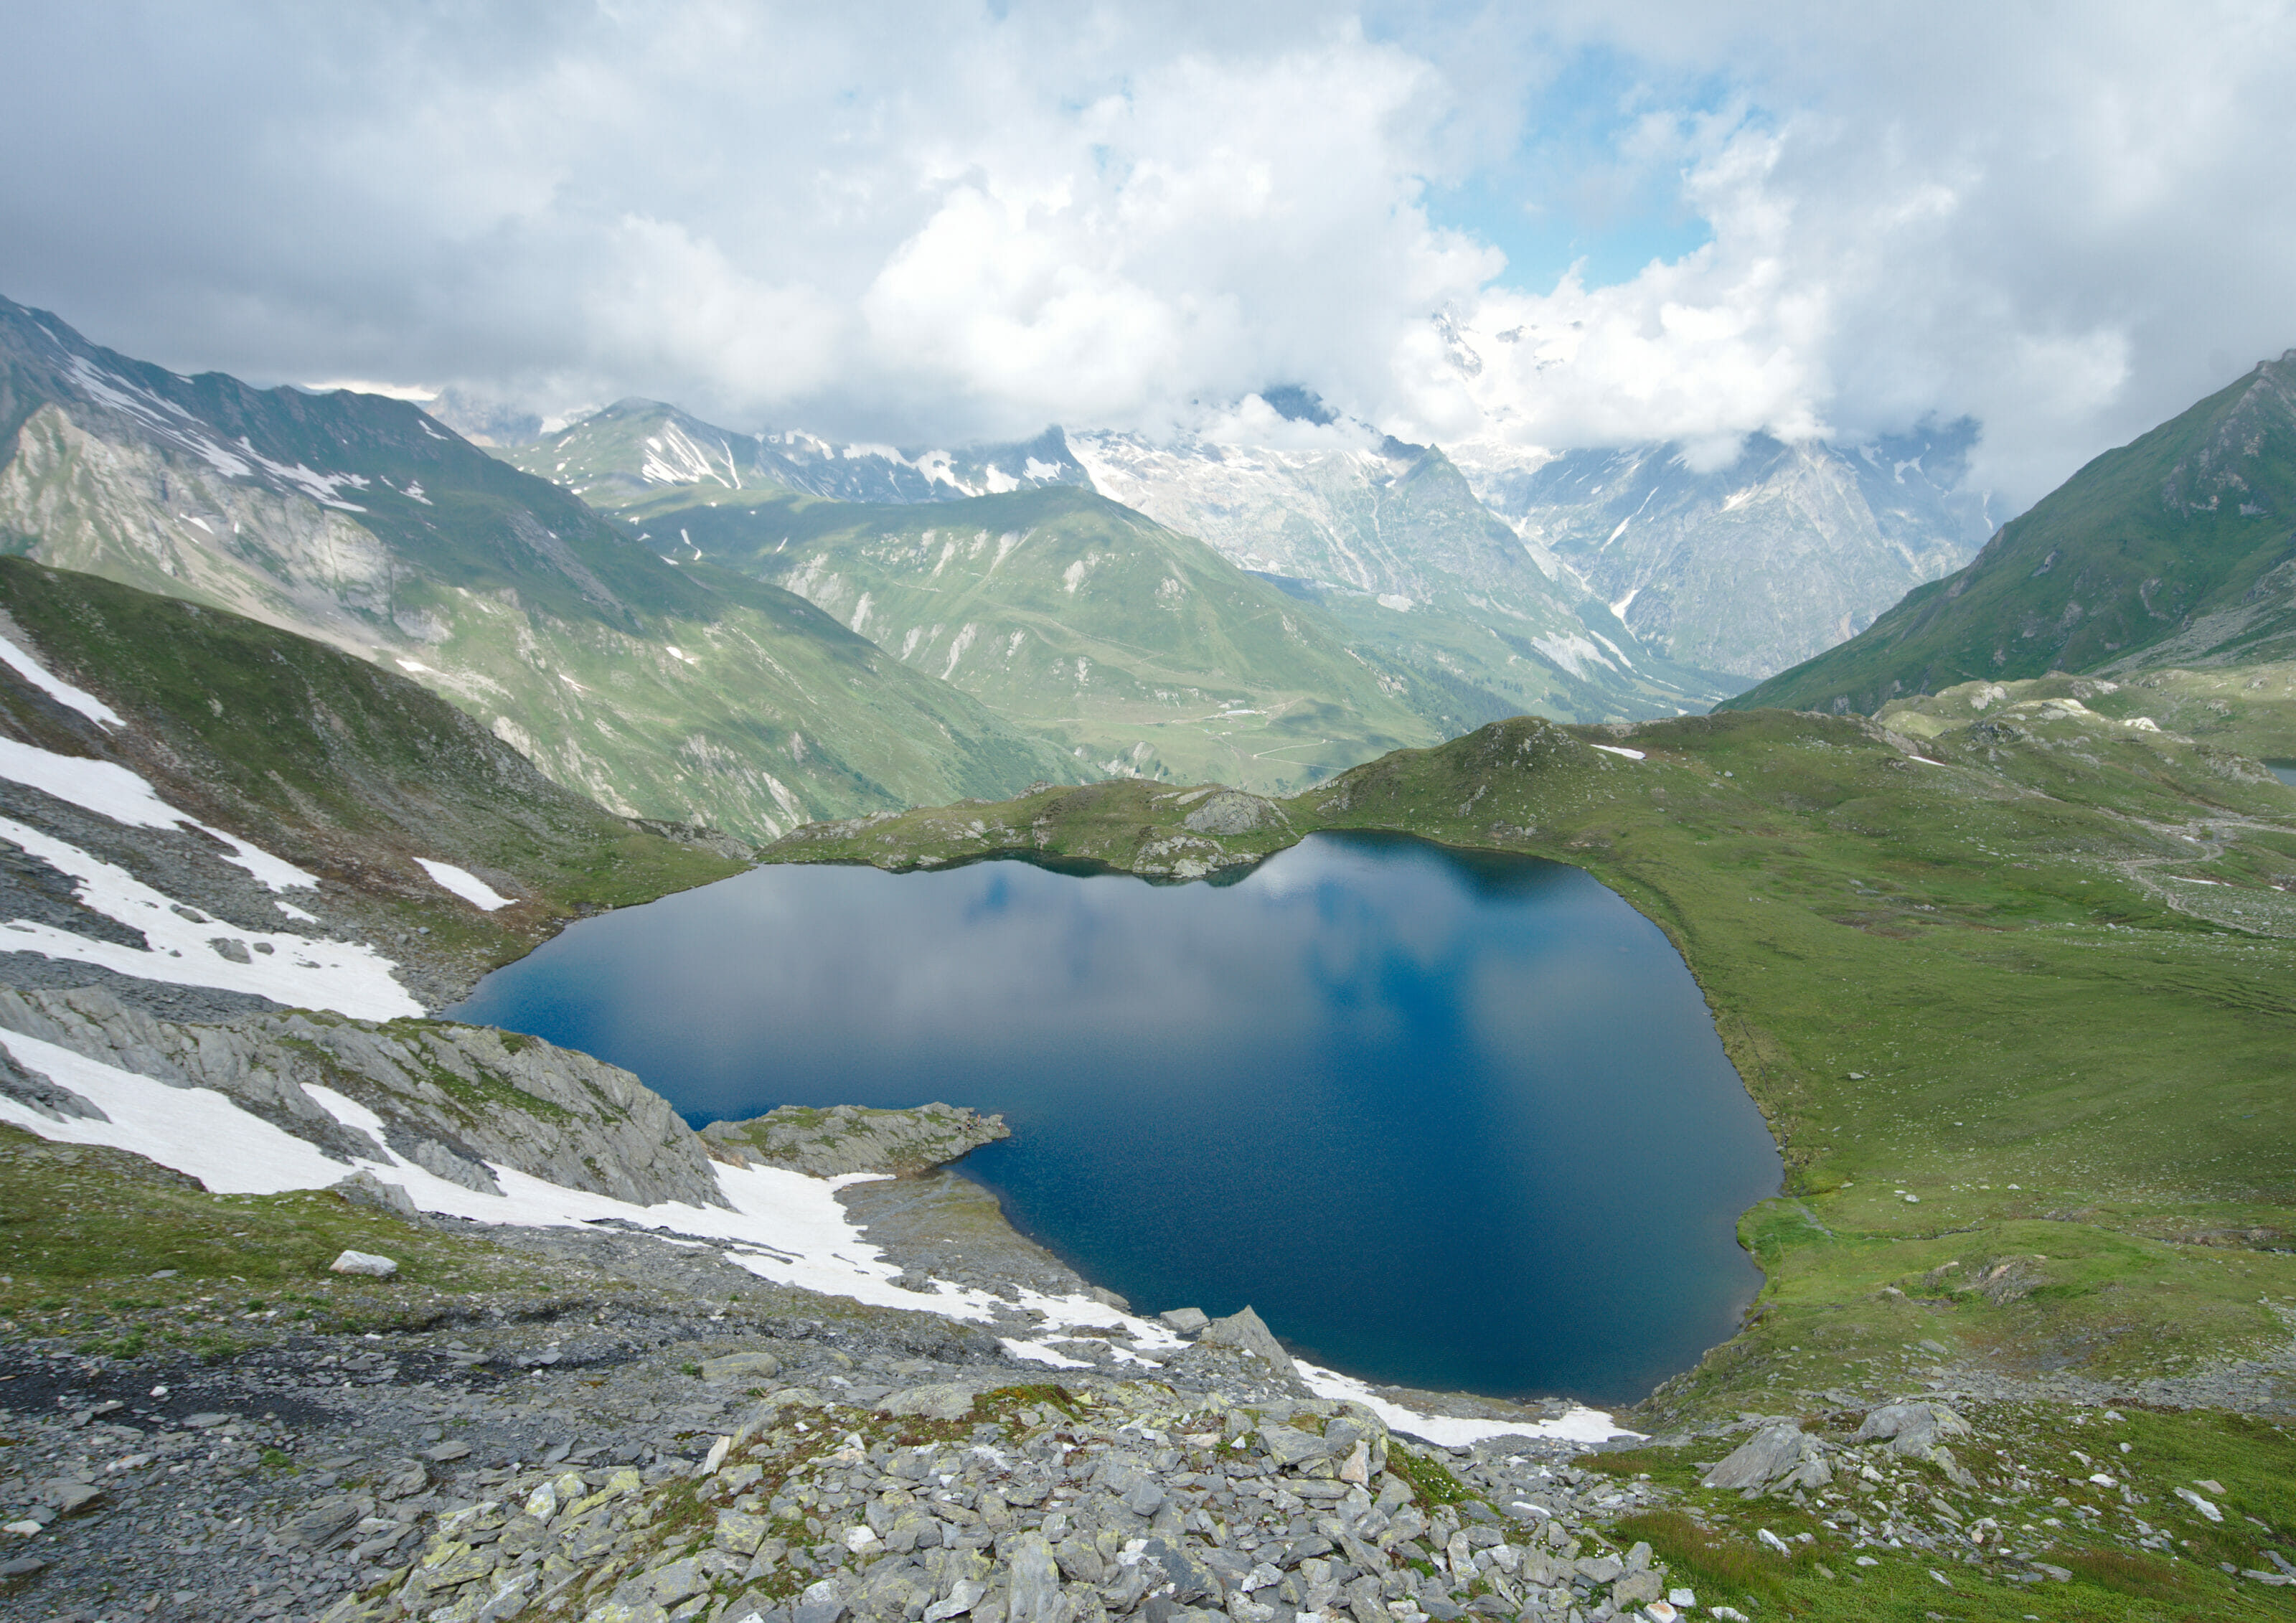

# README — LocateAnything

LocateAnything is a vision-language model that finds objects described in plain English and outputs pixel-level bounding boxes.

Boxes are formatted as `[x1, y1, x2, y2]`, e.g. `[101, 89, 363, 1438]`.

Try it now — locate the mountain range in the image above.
[0, 298, 1080, 840]
[502, 394, 1995, 725]
[502, 391, 1995, 786]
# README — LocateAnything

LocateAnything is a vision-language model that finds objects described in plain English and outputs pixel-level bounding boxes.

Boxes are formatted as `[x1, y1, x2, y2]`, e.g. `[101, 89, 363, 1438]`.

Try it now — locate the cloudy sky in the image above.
[4, 1, 2292, 507]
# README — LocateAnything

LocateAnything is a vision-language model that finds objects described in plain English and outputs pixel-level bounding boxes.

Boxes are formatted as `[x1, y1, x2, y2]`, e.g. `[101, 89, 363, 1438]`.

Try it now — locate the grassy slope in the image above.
[767, 707, 2296, 1426]
[0, 556, 743, 979]
[1728, 359, 2296, 715]
[625, 484, 1445, 793]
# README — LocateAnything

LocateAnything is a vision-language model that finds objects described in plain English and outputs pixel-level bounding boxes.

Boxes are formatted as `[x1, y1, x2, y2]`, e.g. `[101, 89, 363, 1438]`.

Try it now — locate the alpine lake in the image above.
[452, 832, 1782, 1409]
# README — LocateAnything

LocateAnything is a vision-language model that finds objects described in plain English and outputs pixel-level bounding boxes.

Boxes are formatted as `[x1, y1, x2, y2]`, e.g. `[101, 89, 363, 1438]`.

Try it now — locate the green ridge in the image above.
[1729, 355, 2296, 714]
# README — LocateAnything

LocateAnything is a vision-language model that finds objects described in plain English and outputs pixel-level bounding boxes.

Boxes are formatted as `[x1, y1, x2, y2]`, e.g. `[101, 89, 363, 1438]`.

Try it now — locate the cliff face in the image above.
[0, 985, 725, 1208]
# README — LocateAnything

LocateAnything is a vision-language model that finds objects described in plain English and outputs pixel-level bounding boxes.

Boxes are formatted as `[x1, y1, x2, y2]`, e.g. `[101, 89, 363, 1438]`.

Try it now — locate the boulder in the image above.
[329, 1249, 399, 1279]
[1613, 1570, 1664, 1607]
[879, 1382, 979, 1421]
[1198, 1305, 1296, 1379]
[330, 1170, 418, 1218]
[1700, 1423, 1830, 1495]
[35, 1480, 102, 1515]
[1006, 1533, 1065, 1623]
[1852, 1402, 1972, 1458]
[700, 1351, 784, 1384]
[1158, 1307, 1210, 1335]
[1258, 1424, 1334, 1469]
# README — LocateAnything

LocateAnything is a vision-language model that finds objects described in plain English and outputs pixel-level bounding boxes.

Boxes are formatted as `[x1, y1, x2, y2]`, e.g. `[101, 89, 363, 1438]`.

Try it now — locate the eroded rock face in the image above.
[0, 984, 727, 1208]
[702, 1102, 1010, 1177]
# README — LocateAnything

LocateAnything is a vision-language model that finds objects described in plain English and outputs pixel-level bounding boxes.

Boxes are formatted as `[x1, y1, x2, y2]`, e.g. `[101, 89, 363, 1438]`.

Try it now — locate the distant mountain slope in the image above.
[0, 298, 1078, 837]
[1068, 427, 1739, 722]
[519, 397, 1736, 746]
[631, 484, 1442, 791]
[0, 555, 741, 1015]
[1728, 355, 2296, 715]
[502, 398, 1092, 509]
[1450, 428, 1994, 679]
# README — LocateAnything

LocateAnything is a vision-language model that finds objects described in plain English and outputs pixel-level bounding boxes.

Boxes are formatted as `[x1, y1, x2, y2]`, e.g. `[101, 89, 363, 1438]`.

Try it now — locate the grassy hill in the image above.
[1728, 354, 2296, 714]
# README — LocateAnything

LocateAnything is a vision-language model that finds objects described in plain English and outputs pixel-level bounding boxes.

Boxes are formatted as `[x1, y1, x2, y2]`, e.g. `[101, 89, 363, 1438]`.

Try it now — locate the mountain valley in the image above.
[0, 301, 2292, 1622]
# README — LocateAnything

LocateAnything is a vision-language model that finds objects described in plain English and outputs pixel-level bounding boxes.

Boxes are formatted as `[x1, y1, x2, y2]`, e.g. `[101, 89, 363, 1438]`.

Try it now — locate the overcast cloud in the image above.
[2, 1, 2292, 507]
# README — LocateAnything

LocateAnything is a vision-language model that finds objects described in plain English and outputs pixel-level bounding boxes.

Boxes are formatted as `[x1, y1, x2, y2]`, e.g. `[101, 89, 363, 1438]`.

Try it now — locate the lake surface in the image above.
[2268, 761, 2296, 788]
[452, 833, 1781, 1406]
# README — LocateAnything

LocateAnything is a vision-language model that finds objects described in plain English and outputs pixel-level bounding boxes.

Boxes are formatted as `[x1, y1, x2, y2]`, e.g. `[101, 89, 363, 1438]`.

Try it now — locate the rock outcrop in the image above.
[0, 986, 727, 1208]
[312, 1377, 1672, 1623]
[1700, 1421, 1832, 1495]
[703, 1103, 1009, 1177]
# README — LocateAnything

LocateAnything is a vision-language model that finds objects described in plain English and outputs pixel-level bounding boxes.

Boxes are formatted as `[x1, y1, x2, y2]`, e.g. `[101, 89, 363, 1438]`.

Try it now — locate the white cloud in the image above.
[1, 3, 2292, 505]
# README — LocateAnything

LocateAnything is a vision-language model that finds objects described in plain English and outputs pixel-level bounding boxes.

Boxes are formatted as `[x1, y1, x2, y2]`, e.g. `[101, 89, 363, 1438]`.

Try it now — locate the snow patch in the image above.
[0, 1023, 1630, 1446]
[0, 635, 121, 727]
[414, 859, 514, 912]
[0, 813, 414, 1017]
[941, 623, 977, 679]
[0, 738, 316, 892]
[1529, 634, 1615, 679]
[1589, 744, 1645, 761]
[1297, 1363, 1637, 1446]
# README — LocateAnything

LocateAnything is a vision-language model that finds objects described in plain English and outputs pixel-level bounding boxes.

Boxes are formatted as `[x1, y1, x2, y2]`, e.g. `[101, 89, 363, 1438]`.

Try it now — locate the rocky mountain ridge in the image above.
[504, 401, 1093, 510]
[1448, 427, 1992, 679]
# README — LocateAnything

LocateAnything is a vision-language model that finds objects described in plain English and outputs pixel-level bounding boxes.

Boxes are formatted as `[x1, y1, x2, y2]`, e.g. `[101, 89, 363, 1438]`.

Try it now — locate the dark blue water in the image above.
[451, 833, 1780, 1406]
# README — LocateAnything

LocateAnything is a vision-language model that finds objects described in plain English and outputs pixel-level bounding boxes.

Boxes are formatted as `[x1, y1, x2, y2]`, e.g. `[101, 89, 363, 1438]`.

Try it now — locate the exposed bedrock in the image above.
[0, 986, 725, 1208]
